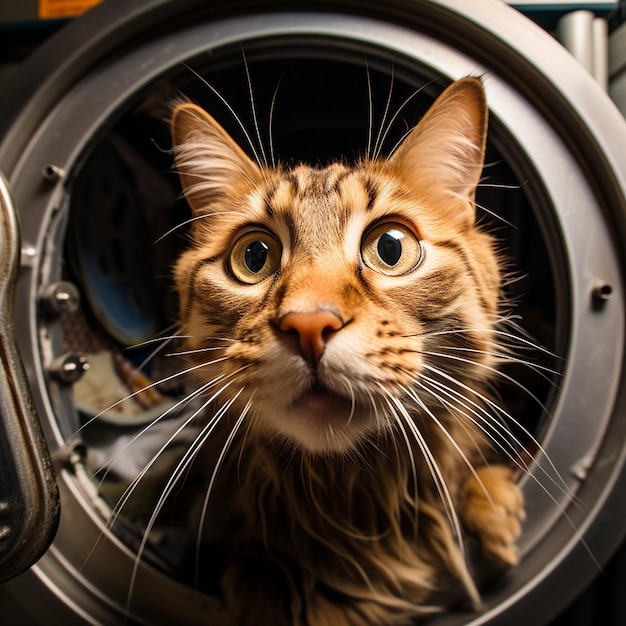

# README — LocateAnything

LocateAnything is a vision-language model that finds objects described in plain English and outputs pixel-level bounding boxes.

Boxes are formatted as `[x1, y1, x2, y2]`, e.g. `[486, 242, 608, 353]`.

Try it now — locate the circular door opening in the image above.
[56, 43, 565, 606]
[0, 3, 624, 625]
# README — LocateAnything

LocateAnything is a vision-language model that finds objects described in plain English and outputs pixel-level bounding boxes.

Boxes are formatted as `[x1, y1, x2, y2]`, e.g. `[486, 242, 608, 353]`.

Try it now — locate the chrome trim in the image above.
[0, 171, 59, 582]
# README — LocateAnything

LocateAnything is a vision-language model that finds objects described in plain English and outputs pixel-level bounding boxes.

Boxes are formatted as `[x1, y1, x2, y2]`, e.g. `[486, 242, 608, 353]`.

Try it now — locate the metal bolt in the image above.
[48, 353, 90, 385]
[41, 164, 64, 182]
[592, 282, 613, 309]
[39, 281, 81, 317]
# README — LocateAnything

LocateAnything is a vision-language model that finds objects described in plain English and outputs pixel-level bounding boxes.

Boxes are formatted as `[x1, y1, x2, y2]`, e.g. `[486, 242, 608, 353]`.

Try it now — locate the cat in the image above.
[168, 76, 524, 626]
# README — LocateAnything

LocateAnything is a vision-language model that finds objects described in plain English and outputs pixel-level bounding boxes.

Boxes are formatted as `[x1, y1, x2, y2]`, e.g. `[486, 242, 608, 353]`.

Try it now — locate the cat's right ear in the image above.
[387, 77, 488, 229]
[170, 102, 261, 214]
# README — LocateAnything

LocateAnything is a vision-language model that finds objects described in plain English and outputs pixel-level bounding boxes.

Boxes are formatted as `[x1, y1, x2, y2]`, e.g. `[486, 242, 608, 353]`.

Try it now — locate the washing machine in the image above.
[0, 1, 625, 624]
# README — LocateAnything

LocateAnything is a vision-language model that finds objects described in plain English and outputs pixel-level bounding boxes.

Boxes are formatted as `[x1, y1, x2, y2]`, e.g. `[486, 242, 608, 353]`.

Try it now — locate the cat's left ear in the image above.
[388, 77, 487, 229]
[170, 102, 261, 215]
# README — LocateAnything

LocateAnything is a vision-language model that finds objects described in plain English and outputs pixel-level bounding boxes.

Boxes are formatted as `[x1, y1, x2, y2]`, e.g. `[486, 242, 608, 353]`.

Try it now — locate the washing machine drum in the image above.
[0, 1, 625, 624]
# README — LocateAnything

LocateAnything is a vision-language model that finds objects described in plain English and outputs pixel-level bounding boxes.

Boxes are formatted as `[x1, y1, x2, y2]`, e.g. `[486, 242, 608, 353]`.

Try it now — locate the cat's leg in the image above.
[460, 464, 524, 565]
[221, 557, 301, 626]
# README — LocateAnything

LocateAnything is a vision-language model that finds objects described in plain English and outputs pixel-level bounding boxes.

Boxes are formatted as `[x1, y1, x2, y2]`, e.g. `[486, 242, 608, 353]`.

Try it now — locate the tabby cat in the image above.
[169, 77, 524, 625]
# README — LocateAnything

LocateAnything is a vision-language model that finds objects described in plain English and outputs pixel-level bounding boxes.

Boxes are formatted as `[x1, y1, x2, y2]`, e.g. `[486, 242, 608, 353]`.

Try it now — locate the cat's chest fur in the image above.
[199, 417, 471, 622]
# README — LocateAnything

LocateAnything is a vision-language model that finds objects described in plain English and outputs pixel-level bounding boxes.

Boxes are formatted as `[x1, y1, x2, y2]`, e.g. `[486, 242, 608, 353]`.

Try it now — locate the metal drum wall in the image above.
[0, 1, 625, 625]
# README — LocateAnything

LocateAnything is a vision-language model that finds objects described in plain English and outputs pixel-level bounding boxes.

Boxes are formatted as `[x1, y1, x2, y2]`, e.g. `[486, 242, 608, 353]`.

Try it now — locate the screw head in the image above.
[41, 164, 64, 182]
[48, 353, 90, 385]
[592, 282, 613, 309]
[39, 282, 81, 317]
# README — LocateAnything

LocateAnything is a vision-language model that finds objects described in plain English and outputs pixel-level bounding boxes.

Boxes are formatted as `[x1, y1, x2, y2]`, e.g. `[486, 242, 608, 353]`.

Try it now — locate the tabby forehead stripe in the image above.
[262, 178, 283, 216]
[363, 176, 379, 211]
[284, 171, 301, 197]
[328, 169, 353, 195]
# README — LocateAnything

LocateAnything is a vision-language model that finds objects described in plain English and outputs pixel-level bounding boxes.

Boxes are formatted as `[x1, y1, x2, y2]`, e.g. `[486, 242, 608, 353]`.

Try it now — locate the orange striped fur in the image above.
[170, 78, 523, 625]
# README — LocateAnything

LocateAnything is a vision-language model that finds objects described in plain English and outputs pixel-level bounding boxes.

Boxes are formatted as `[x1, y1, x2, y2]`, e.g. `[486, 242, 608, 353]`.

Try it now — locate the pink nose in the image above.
[279, 310, 344, 364]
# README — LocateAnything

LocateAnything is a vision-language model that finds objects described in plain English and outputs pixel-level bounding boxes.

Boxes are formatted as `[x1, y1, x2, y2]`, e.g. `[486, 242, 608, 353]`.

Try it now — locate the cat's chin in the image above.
[263, 387, 374, 455]
[291, 387, 349, 414]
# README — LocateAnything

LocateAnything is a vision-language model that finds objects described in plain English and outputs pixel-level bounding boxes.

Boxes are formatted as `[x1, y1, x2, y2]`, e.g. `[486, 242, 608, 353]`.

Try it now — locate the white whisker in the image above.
[365, 58, 373, 160]
[415, 371, 525, 466]
[153, 211, 240, 244]
[339, 374, 357, 425]
[372, 66, 394, 161]
[194, 390, 253, 581]
[94, 364, 252, 484]
[434, 344, 559, 385]
[72, 355, 233, 438]
[376, 80, 434, 163]
[412, 371, 599, 568]
[182, 63, 265, 170]
[420, 361, 576, 501]
[401, 384, 507, 534]
[124, 326, 181, 349]
[477, 181, 525, 191]
[421, 349, 552, 416]
[108, 375, 246, 525]
[166, 345, 228, 357]
[379, 390, 419, 536]
[241, 48, 268, 168]
[474, 199, 517, 228]
[126, 387, 245, 611]
[407, 323, 559, 359]
[268, 72, 284, 168]
[378, 384, 464, 556]
[78, 374, 241, 586]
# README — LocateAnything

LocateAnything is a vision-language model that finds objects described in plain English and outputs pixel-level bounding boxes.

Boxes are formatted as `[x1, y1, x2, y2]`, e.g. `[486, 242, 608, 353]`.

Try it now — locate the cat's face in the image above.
[171, 78, 501, 454]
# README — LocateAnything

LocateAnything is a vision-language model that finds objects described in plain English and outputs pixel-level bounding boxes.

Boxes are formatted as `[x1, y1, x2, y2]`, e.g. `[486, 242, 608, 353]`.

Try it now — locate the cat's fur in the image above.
[169, 77, 524, 625]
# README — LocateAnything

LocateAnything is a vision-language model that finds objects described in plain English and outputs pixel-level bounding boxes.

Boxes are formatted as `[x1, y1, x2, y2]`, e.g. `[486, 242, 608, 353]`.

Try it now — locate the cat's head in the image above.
[170, 77, 501, 455]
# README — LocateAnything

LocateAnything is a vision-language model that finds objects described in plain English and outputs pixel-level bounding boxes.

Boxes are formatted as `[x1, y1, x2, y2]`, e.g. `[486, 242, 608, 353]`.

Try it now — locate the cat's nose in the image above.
[279, 310, 344, 364]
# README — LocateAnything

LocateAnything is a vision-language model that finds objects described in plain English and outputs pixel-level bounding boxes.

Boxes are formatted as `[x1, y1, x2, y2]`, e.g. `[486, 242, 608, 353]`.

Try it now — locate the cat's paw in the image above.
[461, 464, 524, 566]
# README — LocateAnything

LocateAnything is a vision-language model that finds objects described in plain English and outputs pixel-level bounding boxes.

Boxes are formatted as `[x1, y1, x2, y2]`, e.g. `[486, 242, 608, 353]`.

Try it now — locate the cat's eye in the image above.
[361, 223, 423, 276]
[229, 231, 282, 284]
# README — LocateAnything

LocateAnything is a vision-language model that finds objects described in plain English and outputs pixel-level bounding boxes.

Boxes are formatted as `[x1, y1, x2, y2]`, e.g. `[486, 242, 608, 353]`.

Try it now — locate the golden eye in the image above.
[229, 231, 281, 284]
[361, 223, 424, 276]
